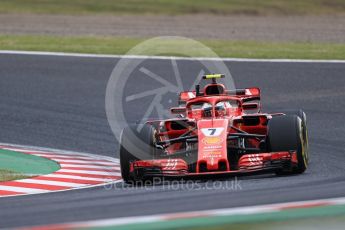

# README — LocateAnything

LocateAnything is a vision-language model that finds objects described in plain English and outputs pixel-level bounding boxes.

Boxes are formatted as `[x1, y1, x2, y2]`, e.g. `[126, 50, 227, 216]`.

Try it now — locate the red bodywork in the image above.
[130, 82, 299, 179]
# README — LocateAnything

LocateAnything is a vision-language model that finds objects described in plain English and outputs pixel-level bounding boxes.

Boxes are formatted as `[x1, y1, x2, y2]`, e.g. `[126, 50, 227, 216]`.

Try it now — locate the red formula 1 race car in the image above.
[119, 74, 309, 183]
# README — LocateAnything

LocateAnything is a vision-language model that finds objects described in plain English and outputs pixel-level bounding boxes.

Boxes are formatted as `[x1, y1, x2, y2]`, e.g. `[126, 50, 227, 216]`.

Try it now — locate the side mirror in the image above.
[171, 107, 186, 114]
[242, 103, 259, 110]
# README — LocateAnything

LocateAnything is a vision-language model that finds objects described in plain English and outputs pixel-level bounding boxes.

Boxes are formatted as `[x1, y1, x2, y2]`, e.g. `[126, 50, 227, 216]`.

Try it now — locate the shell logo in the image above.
[202, 137, 222, 145]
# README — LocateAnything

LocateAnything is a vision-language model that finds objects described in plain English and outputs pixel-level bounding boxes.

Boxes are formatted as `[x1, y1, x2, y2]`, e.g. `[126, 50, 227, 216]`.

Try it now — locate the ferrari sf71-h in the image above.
[120, 74, 309, 183]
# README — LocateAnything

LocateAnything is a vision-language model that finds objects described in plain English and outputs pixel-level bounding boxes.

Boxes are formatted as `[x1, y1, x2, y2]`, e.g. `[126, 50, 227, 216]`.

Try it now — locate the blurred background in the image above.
[0, 0, 344, 59]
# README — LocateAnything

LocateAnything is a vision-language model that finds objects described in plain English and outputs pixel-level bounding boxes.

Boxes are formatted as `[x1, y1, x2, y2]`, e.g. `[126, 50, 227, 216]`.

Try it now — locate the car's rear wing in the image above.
[178, 87, 260, 106]
[235, 87, 261, 113]
[178, 91, 196, 106]
[226, 87, 260, 97]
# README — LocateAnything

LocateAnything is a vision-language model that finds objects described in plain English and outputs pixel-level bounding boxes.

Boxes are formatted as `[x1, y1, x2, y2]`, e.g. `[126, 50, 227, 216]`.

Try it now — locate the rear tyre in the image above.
[267, 115, 309, 175]
[119, 124, 157, 183]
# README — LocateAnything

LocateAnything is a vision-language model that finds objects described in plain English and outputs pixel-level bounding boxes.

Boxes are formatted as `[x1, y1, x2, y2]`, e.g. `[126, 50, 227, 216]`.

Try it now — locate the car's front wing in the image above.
[129, 151, 298, 179]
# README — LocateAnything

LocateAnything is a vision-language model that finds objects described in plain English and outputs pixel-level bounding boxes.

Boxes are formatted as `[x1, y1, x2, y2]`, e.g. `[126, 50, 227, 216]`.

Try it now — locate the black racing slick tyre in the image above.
[267, 115, 309, 175]
[281, 109, 307, 128]
[278, 109, 309, 164]
[119, 124, 157, 183]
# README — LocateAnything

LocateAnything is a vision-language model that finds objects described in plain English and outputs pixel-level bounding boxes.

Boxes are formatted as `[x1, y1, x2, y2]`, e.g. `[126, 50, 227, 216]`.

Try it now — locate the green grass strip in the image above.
[0, 0, 344, 16]
[90, 204, 345, 230]
[0, 149, 60, 179]
[1, 35, 345, 60]
[0, 169, 27, 182]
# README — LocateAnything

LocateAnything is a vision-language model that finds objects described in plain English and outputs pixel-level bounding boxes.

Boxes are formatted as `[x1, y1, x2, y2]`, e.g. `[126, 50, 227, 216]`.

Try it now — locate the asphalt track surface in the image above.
[0, 54, 344, 228]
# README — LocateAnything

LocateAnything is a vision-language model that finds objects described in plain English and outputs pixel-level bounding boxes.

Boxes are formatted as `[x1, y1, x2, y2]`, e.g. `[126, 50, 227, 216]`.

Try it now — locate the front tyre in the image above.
[267, 115, 309, 174]
[119, 124, 157, 183]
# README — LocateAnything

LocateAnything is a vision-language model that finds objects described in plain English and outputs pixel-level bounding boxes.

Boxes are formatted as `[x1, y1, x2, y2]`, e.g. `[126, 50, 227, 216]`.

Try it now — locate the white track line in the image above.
[58, 169, 121, 176]
[58, 161, 118, 167]
[0, 185, 49, 194]
[60, 164, 118, 170]
[48, 157, 110, 162]
[18, 179, 89, 187]
[49, 159, 115, 165]
[1, 50, 345, 63]
[41, 174, 111, 182]
[33, 154, 96, 160]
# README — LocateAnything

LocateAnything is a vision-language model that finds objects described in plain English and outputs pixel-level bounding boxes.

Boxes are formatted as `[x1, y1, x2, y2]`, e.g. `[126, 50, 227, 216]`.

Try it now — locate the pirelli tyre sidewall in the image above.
[282, 109, 309, 168]
[119, 124, 156, 183]
[268, 115, 308, 174]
